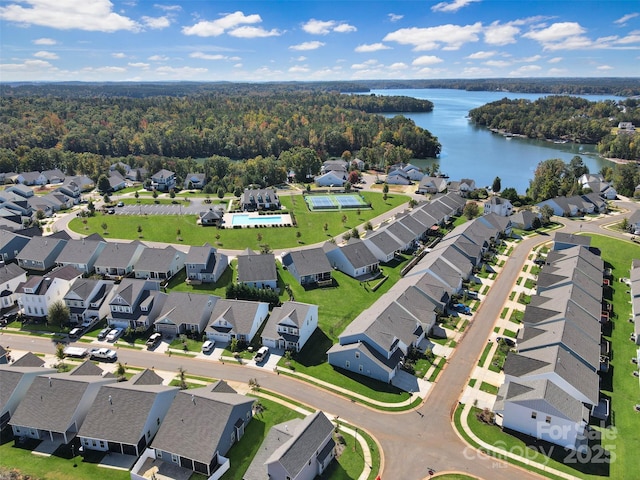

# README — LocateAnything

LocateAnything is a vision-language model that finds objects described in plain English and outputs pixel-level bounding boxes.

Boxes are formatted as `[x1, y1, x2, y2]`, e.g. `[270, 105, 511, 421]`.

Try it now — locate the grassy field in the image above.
[68, 191, 409, 249]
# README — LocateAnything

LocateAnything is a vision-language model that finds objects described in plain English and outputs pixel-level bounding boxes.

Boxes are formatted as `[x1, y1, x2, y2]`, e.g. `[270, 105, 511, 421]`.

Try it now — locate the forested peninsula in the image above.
[468, 95, 640, 160]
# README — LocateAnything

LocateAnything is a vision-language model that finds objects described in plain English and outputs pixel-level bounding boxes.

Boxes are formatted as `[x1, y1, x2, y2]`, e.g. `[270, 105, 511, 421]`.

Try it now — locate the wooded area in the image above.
[468, 96, 640, 160]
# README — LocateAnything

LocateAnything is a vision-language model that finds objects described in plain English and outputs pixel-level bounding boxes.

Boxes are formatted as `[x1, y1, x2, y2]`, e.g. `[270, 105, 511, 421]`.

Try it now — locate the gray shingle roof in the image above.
[553, 232, 591, 248]
[95, 241, 145, 270]
[282, 247, 331, 277]
[207, 298, 265, 336]
[56, 237, 105, 265]
[16, 236, 67, 263]
[11, 352, 45, 367]
[154, 292, 217, 328]
[339, 238, 379, 270]
[135, 246, 183, 273]
[150, 387, 254, 464]
[69, 360, 104, 376]
[363, 230, 402, 256]
[131, 369, 164, 385]
[0, 262, 26, 284]
[237, 250, 277, 284]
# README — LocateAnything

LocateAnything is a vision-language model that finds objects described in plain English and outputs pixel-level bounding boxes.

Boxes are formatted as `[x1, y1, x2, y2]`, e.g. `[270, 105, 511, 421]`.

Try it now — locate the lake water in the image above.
[371, 88, 621, 194]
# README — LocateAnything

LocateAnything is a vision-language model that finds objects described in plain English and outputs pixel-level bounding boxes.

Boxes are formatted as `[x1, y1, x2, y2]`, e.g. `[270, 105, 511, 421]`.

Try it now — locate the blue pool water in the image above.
[231, 214, 283, 226]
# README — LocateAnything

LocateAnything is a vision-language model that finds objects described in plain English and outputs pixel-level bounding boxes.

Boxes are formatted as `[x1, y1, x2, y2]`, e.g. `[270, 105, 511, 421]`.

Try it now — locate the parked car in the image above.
[254, 346, 269, 363]
[97, 327, 110, 340]
[89, 348, 117, 362]
[68, 327, 83, 339]
[452, 303, 471, 315]
[202, 340, 215, 353]
[117, 201, 124, 207]
[105, 328, 122, 342]
[146, 332, 162, 349]
[496, 337, 516, 348]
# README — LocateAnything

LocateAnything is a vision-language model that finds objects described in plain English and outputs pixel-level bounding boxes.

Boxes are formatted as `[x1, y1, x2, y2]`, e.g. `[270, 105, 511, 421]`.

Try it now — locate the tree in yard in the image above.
[347, 170, 359, 185]
[152, 189, 158, 199]
[427, 162, 440, 177]
[256, 232, 262, 242]
[259, 244, 272, 255]
[134, 191, 139, 201]
[55, 342, 65, 364]
[620, 217, 629, 232]
[492, 176, 501, 193]
[323, 222, 328, 233]
[101, 222, 108, 233]
[177, 366, 188, 390]
[342, 231, 352, 242]
[341, 150, 352, 161]
[169, 188, 176, 199]
[87, 199, 95, 215]
[364, 221, 373, 231]
[217, 186, 225, 199]
[500, 187, 519, 204]
[103, 194, 111, 204]
[115, 362, 126, 381]
[35, 209, 45, 220]
[539, 204, 555, 225]
[97, 174, 111, 194]
[306, 184, 311, 193]
[48, 300, 70, 328]
[463, 202, 479, 219]
[137, 225, 142, 236]
[531, 216, 542, 230]
[351, 227, 359, 239]
[344, 181, 351, 193]
[230, 337, 238, 353]
[234, 186, 243, 197]
[341, 214, 347, 224]
[296, 231, 302, 242]
[382, 183, 389, 195]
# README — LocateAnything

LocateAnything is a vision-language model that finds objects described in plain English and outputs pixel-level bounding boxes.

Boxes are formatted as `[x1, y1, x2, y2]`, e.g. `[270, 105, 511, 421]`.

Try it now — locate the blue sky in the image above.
[1, 0, 639, 82]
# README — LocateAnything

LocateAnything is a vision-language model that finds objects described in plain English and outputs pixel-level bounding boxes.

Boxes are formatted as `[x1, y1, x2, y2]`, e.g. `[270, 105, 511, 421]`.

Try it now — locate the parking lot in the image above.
[114, 202, 206, 216]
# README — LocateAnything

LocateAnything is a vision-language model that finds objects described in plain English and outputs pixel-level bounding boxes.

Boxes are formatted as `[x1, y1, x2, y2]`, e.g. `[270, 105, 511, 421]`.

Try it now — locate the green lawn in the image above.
[478, 343, 492, 367]
[479, 381, 498, 395]
[68, 191, 409, 249]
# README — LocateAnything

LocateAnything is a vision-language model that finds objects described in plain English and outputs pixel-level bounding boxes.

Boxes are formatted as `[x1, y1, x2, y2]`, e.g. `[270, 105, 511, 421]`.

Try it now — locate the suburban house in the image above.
[56, 180, 82, 203]
[314, 170, 348, 187]
[16, 265, 82, 318]
[631, 260, 640, 345]
[55, 234, 106, 275]
[241, 188, 280, 211]
[185, 243, 228, 284]
[321, 159, 348, 173]
[385, 222, 418, 251]
[206, 298, 269, 344]
[386, 169, 411, 185]
[11, 351, 46, 368]
[493, 234, 604, 451]
[133, 246, 186, 281]
[483, 196, 513, 216]
[0, 262, 27, 312]
[552, 233, 591, 251]
[197, 208, 224, 226]
[628, 210, 640, 234]
[281, 248, 333, 286]
[16, 234, 69, 271]
[245, 410, 335, 480]
[149, 169, 176, 192]
[449, 178, 476, 197]
[107, 170, 126, 192]
[4, 184, 34, 198]
[323, 238, 380, 279]
[510, 210, 539, 231]
[0, 363, 57, 430]
[15, 171, 47, 186]
[77, 372, 178, 457]
[107, 279, 166, 330]
[578, 173, 617, 200]
[153, 292, 218, 337]
[362, 230, 402, 263]
[261, 301, 318, 352]
[236, 249, 278, 290]
[416, 176, 447, 195]
[94, 241, 146, 278]
[148, 385, 255, 477]
[9, 370, 116, 444]
[617, 121, 636, 134]
[63, 277, 115, 324]
[41, 169, 65, 184]
[184, 172, 207, 189]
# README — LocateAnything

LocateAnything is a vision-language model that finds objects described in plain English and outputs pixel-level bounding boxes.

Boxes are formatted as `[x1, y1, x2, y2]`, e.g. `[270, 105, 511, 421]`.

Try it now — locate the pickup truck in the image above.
[63, 346, 88, 358]
[89, 348, 118, 362]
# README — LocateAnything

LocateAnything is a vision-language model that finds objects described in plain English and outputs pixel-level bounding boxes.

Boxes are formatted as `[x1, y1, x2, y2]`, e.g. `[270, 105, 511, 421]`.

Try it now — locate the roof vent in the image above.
[48, 377, 52, 387]
[191, 394, 196, 405]
[108, 395, 112, 405]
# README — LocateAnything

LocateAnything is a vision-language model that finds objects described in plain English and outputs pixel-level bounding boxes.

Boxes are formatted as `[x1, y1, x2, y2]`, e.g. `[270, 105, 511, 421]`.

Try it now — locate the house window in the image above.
[531, 412, 537, 419]
[99, 441, 105, 448]
[230, 431, 236, 443]
[545, 416, 552, 424]
[345, 361, 350, 368]
[157, 418, 160, 426]
[355, 352, 360, 359]
[171, 454, 179, 464]
[359, 365, 363, 372]
[157, 451, 163, 459]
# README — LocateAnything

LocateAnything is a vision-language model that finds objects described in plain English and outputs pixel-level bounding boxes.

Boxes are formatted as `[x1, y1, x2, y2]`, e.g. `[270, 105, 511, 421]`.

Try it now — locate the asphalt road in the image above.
[19, 196, 638, 480]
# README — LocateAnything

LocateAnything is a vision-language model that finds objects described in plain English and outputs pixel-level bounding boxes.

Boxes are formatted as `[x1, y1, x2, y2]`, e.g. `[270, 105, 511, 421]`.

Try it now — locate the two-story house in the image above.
[134, 246, 186, 281]
[64, 277, 115, 324]
[55, 234, 106, 275]
[0, 263, 27, 312]
[107, 279, 166, 330]
[205, 298, 269, 345]
[16, 265, 82, 318]
[237, 249, 277, 290]
[16, 233, 69, 272]
[153, 292, 218, 337]
[261, 301, 318, 352]
[483, 196, 513, 217]
[241, 188, 280, 211]
[94, 241, 146, 279]
[149, 169, 176, 192]
[185, 243, 228, 284]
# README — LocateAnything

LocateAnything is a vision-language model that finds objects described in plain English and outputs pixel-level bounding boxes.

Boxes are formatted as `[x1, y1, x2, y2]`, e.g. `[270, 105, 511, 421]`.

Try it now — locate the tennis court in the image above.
[305, 193, 370, 211]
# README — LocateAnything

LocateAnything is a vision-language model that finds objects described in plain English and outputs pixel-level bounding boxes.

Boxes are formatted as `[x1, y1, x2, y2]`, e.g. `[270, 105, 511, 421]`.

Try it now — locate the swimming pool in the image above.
[230, 214, 284, 226]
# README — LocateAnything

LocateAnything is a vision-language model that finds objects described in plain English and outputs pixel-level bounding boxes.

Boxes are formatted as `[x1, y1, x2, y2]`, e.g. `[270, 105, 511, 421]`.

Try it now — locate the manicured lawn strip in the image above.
[502, 329, 517, 338]
[499, 307, 508, 319]
[428, 357, 445, 382]
[468, 378, 477, 388]
[68, 192, 409, 249]
[0, 429, 128, 480]
[167, 263, 235, 298]
[169, 336, 204, 352]
[509, 310, 523, 324]
[479, 382, 498, 395]
[118, 198, 193, 205]
[463, 406, 607, 479]
[584, 234, 640, 480]
[478, 343, 492, 367]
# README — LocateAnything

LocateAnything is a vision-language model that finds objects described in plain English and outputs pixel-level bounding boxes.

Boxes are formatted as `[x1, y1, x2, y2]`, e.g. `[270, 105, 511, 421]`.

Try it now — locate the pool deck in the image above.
[222, 211, 293, 228]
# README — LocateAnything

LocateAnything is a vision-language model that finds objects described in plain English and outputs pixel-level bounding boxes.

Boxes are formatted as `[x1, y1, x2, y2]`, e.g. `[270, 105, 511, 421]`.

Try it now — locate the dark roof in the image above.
[56, 237, 105, 265]
[338, 238, 379, 269]
[135, 246, 183, 273]
[95, 241, 145, 269]
[281, 247, 331, 277]
[237, 250, 276, 284]
[553, 232, 591, 248]
[131, 369, 164, 385]
[363, 230, 401, 256]
[0, 263, 26, 283]
[69, 360, 104, 376]
[16, 235, 67, 262]
[11, 352, 45, 368]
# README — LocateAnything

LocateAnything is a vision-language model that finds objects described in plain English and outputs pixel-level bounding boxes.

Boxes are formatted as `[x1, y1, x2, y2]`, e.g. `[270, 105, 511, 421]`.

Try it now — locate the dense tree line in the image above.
[226, 283, 280, 309]
[469, 96, 640, 159]
[0, 91, 438, 163]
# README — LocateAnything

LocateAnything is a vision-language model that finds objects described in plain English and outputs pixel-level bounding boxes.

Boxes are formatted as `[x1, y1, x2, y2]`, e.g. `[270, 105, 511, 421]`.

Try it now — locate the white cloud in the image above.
[388, 13, 403, 22]
[128, 62, 149, 68]
[293, 56, 307, 61]
[355, 43, 391, 53]
[548, 67, 567, 75]
[523, 22, 593, 50]
[155, 66, 208, 76]
[84, 66, 127, 73]
[289, 41, 325, 51]
[519, 55, 542, 62]
[289, 65, 310, 73]
[548, 56, 563, 63]
[615, 32, 640, 45]
[33, 37, 57, 45]
[614, 13, 638, 25]
[148, 54, 169, 61]
[484, 60, 511, 67]
[141, 16, 170, 29]
[484, 21, 520, 46]
[153, 4, 181, 11]
[112, 52, 126, 58]
[229, 26, 281, 38]
[384, 23, 482, 51]
[302, 18, 356, 35]
[466, 50, 496, 59]
[431, 0, 479, 13]
[389, 62, 408, 70]
[0, 59, 55, 71]
[597, 65, 613, 70]
[190, 52, 226, 60]
[33, 50, 59, 60]
[351, 59, 380, 70]
[182, 11, 262, 37]
[509, 65, 542, 75]
[462, 66, 493, 76]
[0, 0, 140, 32]
[412, 55, 443, 66]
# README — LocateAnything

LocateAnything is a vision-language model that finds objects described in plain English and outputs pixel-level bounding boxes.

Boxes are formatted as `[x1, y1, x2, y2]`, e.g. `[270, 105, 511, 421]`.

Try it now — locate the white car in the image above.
[202, 340, 215, 353]
[105, 328, 122, 342]
[254, 346, 269, 363]
[89, 348, 117, 362]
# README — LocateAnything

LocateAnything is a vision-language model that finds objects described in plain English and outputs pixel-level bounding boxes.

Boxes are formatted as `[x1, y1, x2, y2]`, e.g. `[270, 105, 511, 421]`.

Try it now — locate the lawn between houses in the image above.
[68, 191, 409, 249]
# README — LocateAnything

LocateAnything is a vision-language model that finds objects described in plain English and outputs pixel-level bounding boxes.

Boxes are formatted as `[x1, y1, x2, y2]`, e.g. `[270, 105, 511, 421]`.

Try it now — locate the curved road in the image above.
[20, 196, 638, 480]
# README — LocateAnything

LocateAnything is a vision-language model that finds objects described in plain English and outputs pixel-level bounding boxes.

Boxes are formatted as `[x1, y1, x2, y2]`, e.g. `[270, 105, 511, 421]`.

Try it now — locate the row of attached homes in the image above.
[1, 357, 336, 480]
[493, 233, 606, 452]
